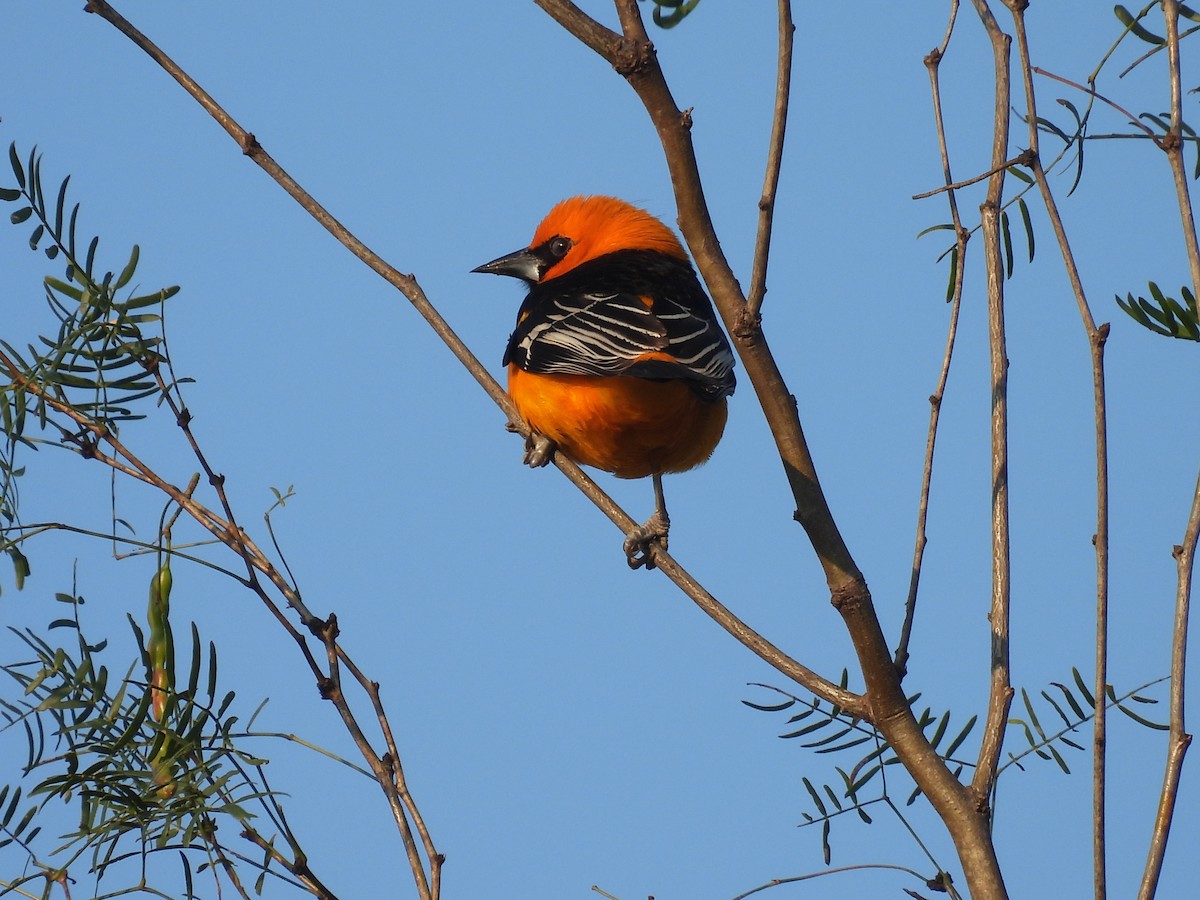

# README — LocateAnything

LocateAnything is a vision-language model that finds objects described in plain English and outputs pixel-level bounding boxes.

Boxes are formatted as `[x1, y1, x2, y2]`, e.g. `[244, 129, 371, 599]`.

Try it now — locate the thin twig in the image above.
[966, 0, 1015, 824]
[911, 149, 1032, 200]
[1119, 22, 1200, 78]
[1138, 4, 1198, 896]
[1008, 5, 1111, 896]
[238, 829, 337, 900]
[745, 0, 794, 320]
[1031, 66, 1161, 143]
[1138, 466, 1198, 899]
[896, 0, 968, 679]
[728, 863, 941, 900]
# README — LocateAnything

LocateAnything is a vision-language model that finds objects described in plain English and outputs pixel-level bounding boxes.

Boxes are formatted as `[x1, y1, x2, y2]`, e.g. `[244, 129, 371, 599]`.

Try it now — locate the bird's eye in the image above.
[549, 236, 573, 258]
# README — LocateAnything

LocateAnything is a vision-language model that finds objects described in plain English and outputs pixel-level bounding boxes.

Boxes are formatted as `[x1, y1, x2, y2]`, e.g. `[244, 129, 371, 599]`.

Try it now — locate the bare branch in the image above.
[542, 2, 1009, 896]
[728, 863, 941, 900]
[1031, 66, 1161, 142]
[966, 0, 1014, 817]
[1139, 466, 1198, 899]
[1139, 6, 1197, 895]
[746, 0, 795, 319]
[1007, 5, 1111, 896]
[911, 150, 1032, 200]
[897, 0, 969, 679]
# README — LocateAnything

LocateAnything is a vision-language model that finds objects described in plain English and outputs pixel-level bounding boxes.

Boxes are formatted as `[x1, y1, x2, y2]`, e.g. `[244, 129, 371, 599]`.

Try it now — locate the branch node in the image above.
[316, 676, 335, 700]
[209, 472, 225, 488]
[924, 47, 942, 69]
[680, 106, 693, 130]
[240, 131, 261, 156]
[612, 36, 653, 77]
[966, 784, 992, 818]
[322, 612, 340, 640]
[733, 307, 763, 342]
[1095, 321, 1111, 346]
[176, 407, 192, 428]
[830, 581, 862, 611]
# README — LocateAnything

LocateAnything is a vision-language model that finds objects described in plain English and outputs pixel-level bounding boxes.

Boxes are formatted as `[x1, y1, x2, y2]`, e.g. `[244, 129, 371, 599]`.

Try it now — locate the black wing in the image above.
[504, 249, 735, 399]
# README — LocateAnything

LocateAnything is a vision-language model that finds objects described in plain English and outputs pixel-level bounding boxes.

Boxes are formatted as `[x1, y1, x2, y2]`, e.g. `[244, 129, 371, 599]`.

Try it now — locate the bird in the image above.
[472, 195, 736, 569]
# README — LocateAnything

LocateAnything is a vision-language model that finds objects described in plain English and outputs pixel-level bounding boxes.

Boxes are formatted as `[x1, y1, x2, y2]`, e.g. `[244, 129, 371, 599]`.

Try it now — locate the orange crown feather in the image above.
[529, 196, 688, 280]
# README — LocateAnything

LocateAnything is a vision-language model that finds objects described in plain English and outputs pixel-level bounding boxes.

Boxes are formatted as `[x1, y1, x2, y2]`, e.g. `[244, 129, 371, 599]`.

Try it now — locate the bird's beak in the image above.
[471, 247, 543, 283]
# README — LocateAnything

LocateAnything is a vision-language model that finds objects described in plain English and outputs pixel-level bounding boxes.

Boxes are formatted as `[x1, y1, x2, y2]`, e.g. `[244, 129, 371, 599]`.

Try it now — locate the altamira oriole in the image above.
[473, 195, 736, 569]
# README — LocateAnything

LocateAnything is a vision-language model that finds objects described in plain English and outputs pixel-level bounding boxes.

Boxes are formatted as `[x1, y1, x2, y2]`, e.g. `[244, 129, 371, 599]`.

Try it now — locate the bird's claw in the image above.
[624, 510, 670, 570]
[523, 433, 555, 468]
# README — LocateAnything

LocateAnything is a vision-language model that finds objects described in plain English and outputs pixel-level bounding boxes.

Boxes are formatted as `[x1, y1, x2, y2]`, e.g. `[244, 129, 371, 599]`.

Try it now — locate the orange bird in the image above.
[473, 196, 736, 568]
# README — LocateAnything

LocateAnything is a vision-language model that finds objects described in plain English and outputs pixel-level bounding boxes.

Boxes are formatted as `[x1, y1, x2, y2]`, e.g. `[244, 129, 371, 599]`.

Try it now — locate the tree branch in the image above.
[745, 0, 795, 320]
[1007, 5, 1111, 896]
[966, 5, 1014, 831]
[540, 2, 1009, 896]
[1139, 5, 1197, 895]
[897, 0, 969, 679]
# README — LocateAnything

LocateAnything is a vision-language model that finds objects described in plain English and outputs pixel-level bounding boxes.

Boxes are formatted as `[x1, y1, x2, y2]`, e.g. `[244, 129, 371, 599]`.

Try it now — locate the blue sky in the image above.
[1, 2, 1197, 898]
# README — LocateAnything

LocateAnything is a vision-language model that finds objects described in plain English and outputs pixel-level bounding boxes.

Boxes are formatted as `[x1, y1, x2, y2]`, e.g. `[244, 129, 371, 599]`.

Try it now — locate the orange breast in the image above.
[507, 364, 728, 479]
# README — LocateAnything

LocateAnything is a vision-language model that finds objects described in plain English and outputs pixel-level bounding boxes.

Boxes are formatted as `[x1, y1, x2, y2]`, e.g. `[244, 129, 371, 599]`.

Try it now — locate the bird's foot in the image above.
[624, 510, 670, 570]
[523, 433, 556, 468]
[507, 422, 556, 468]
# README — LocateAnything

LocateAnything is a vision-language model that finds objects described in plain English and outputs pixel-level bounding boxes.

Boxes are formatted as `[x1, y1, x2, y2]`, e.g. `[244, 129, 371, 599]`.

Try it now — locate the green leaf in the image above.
[946, 245, 959, 303]
[944, 714, 977, 758]
[1047, 742, 1071, 775]
[0, 187, 21, 201]
[53, 175, 69, 237]
[28, 223, 44, 251]
[8, 143, 25, 190]
[1008, 165, 1034, 185]
[114, 244, 140, 289]
[1001, 209, 1015, 279]
[1017, 197, 1035, 263]
[743, 697, 795, 713]
[802, 776, 828, 816]
[928, 711, 950, 749]
[1115, 702, 1169, 730]
[85, 235, 99, 279]
[1115, 5, 1165, 44]
[1141, 112, 1172, 133]
[1022, 687, 1049, 741]
[781, 717, 831, 739]
[1036, 115, 1071, 145]
[822, 782, 843, 811]
[10, 206, 33, 225]
[10, 546, 30, 590]
[1072, 668, 1096, 708]
[649, 0, 701, 28]
[917, 222, 955, 239]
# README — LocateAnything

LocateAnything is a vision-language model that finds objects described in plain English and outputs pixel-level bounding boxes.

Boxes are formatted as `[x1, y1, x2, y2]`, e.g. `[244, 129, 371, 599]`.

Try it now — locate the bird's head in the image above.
[472, 195, 687, 284]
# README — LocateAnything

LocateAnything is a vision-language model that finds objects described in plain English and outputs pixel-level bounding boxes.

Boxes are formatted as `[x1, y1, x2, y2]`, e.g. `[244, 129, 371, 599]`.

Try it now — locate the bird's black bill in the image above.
[471, 247, 543, 282]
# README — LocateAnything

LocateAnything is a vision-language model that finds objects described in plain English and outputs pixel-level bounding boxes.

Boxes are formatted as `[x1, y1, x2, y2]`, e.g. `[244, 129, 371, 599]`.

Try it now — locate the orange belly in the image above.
[507, 364, 728, 479]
